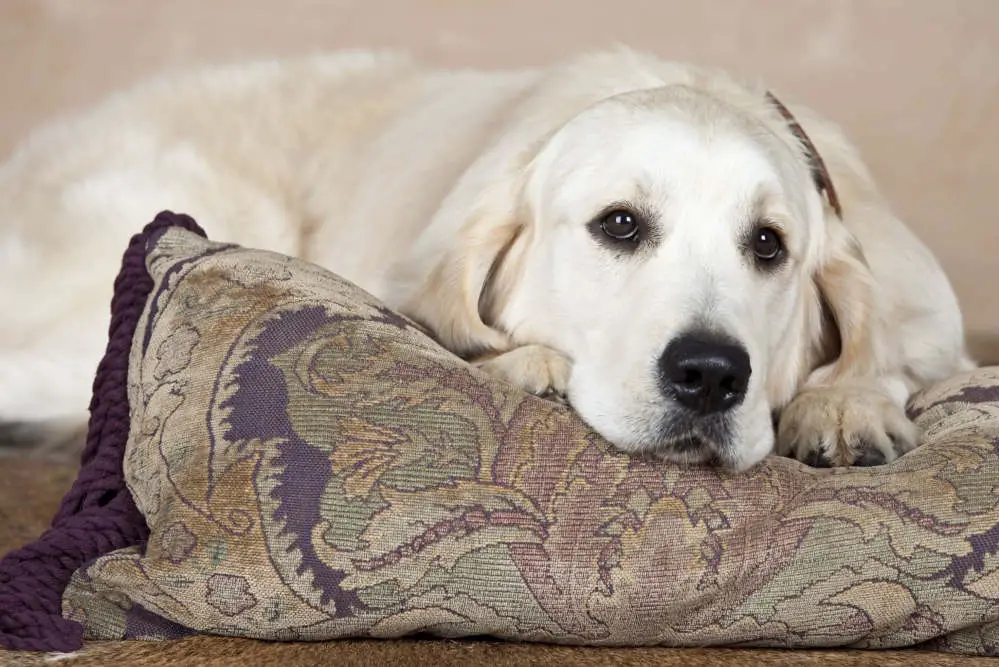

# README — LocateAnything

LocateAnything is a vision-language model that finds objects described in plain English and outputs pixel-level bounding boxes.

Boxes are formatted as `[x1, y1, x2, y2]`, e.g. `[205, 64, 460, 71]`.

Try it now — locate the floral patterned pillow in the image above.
[60, 221, 999, 655]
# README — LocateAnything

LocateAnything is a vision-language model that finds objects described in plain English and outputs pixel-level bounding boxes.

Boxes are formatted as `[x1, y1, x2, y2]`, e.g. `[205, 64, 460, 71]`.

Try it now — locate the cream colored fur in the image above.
[0, 48, 974, 469]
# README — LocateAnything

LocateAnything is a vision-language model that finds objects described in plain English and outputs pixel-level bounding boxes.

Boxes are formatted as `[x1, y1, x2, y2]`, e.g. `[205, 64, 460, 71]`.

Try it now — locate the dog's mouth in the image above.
[652, 434, 729, 467]
[647, 411, 735, 466]
[671, 435, 705, 453]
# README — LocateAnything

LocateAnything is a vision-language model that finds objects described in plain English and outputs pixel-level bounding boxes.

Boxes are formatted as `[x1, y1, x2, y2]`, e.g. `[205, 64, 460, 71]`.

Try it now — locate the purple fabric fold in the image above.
[0, 211, 205, 652]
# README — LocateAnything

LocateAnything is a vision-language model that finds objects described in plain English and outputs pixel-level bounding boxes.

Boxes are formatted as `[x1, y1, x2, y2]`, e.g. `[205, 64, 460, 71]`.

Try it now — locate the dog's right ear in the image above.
[395, 204, 525, 358]
[388, 145, 541, 358]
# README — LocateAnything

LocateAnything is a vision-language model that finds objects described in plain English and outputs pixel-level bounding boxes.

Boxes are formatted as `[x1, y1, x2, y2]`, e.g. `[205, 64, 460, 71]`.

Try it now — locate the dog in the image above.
[0, 48, 974, 470]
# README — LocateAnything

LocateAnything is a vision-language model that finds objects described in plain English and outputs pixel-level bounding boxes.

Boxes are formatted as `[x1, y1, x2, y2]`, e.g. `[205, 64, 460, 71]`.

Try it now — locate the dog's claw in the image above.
[853, 446, 888, 467]
[805, 448, 832, 468]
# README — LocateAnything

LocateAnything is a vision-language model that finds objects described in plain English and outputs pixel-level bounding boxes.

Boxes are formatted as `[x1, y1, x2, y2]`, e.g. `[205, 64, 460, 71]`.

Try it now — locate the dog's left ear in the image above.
[766, 92, 884, 382]
[812, 221, 884, 382]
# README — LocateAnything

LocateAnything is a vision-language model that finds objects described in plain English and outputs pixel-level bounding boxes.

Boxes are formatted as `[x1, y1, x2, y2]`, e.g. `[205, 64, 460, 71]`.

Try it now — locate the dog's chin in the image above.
[586, 413, 740, 468]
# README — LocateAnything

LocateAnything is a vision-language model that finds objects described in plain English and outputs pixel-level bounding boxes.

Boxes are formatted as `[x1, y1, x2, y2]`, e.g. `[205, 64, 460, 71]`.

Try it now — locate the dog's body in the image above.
[0, 49, 974, 468]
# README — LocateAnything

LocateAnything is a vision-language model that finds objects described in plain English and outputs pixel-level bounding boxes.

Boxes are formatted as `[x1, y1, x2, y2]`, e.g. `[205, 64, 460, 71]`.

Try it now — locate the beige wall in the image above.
[2, 0, 997, 355]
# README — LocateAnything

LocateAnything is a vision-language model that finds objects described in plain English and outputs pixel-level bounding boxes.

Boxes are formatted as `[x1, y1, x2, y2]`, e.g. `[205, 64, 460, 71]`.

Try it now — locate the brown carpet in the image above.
[0, 458, 990, 666]
[0, 459, 78, 556]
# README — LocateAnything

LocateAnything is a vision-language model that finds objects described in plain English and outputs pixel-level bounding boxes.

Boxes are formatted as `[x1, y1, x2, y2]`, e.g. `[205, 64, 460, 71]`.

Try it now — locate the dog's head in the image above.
[395, 84, 880, 471]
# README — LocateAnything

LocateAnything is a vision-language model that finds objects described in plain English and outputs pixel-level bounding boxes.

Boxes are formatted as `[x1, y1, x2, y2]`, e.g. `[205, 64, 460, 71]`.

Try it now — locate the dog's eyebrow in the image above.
[766, 92, 843, 219]
[737, 186, 785, 230]
[739, 203, 786, 240]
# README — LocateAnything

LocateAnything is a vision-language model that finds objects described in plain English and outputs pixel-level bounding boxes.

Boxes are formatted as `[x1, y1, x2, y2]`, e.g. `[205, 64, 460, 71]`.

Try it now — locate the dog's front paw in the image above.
[472, 345, 571, 401]
[776, 385, 919, 467]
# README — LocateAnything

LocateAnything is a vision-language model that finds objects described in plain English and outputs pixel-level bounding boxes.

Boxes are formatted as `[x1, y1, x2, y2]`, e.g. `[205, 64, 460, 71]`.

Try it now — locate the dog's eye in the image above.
[600, 209, 640, 241]
[752, 226, 783, 261]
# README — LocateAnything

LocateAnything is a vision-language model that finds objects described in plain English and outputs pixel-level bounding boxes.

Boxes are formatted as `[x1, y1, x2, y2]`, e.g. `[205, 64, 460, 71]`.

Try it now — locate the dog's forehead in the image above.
[545, 104, 787, 211]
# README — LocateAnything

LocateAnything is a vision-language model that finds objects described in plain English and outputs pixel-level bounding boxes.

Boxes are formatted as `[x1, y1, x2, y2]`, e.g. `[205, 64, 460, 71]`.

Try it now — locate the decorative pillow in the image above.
[2, 213, 998, 655]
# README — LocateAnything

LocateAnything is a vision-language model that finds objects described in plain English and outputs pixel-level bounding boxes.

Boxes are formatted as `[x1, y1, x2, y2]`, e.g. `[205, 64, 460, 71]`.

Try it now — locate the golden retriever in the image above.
[0, 48, 974, 469]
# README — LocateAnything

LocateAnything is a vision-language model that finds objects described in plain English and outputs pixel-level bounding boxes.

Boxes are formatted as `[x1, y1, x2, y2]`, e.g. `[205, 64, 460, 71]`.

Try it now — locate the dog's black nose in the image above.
[659, 333, 751, 414]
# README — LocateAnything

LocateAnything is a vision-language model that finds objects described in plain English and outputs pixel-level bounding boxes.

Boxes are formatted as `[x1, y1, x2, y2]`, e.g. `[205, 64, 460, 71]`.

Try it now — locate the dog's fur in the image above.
[0, 49, 974, 470]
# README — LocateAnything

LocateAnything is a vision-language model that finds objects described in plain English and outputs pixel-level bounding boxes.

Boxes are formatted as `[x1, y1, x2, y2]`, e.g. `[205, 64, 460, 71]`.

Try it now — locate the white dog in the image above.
[0, 48, 974, 470]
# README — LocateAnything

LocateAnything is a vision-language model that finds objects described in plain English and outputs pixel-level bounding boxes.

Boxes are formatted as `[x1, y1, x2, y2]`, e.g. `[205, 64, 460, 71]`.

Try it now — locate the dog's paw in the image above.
[472, 345, 571, 401]
[776, 385, 919, 468]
